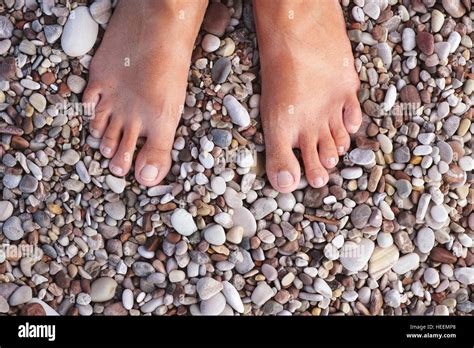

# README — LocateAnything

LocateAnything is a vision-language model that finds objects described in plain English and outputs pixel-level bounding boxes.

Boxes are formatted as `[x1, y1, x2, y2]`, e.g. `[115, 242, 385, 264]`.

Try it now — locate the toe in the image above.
[108, 123, 140, 177]
[135, 130, 174, 187]
[343, 96, 362, 134]
[300, 135, 329, 188]
[100, 117, 123, 159]
[265, 137, 300, 193]
[317, 128, 339, 169]
[330, 118, 351, 155]
[89, 99, 112, 138]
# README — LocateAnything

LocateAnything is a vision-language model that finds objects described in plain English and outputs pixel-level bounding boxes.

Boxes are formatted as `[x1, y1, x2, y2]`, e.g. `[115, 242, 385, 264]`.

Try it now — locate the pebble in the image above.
[203, 224, 226, 245]
[171, 209, 197, 236]
[416, 228, 435, 253]
[349, 148, 375, 165]
[431, 10, 445, 32]
[351, 204, 371, 229]
[201, 33, 221, 53]
[314, 278, 332, 298]
[226, 226, 243, 244]
[90, 0, 112, 25]
[402, 28, 416, 51]
[0, 16, 13, 39]
[0, 201, 13, 221]
[61, 149, 80, 165]
[211, 57, 231, 84]
[197, 277, 223, 300]
[250, 198, 277, 220]
[340, 239, 374, 272]
[0, 296, 9, 313]
[384, 290, 401, 308]
[277, 193, 296, 212]
[61, 6, 99, 57]
[67, 75, 87, 94]
[169, 270, 186, 283]
[232, 207, 256, 237]
[393, 253, 420, 274]
[200, 292, 226, 315]
[222, 281, 244, 313]
[341, 167, 363, 179]
[251, 282, 274, 306]
[394, 145, 411, 163]
[2, 216, 24, 241]
[424, 268, 439, 285]
[122, 289, 133, 310]
[210, 176, 226, 195]
[90, 277, 117, 302]
[44, 25, 62, 44]
[395, 179, 412, 198]
[8, 286, 32, 306]
[454, 268, 474, 285]
[416, 32, 434, 55]
[105, 175, 126, 194]
[202, 2, 230, 37]
[442, 0, 466, 18]
[368, 245, 399, 280]
[29, 93, 46, 112]
[223, 95, 250, 127]
[430, 205, 448, 223]
[104, 201, 126, 220]
[211, 129, 232, 148]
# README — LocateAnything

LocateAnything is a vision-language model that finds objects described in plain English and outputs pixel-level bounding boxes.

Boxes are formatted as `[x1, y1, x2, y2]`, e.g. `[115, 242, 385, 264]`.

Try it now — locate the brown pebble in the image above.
[21, 303, 46, 316]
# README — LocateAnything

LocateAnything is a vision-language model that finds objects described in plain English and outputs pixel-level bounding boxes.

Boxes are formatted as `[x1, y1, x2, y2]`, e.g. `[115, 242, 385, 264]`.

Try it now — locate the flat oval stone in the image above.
[171, 209, 197, 236]
[104, 201, 126, 220]
[416, 227, 435, 253]
[232, 207, 256, 237]
[392, 253, 420, 274]
[2, 216, 24, 241]
[0, 16, 14, 39]
[340, 239, 375, 272]
[196, 277, 223, 300]
[211, 57, 231, 84]
[341, 167, 363, 179]
[200, 292, 226, 315]
[222, 281, 244, 313]
[349, 148, 375, 165]
[90, 277, 117, 302]
[61, 6, 99, 57]
[368, 245, 399, 280]
[203, 224, 226, 245]
[250, 198, 277, 220]
[0, 201, 13, 222]
[223, 95, 250, 127]
[351, 204, 371, 229]
[8, 286, 32, 306]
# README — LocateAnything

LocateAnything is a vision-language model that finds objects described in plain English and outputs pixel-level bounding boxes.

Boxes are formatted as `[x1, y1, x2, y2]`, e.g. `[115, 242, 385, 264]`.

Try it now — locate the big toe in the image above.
[265, 137, 301, 193]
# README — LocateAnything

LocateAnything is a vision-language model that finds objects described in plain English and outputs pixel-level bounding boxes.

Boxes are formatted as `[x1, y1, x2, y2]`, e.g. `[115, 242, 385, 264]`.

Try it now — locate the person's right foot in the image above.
[83, 0, 207, 186]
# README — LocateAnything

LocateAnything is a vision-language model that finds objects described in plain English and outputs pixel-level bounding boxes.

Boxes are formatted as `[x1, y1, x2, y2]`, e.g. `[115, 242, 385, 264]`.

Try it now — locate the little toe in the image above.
[300, 136, 329, 188]
[343, 96, 363, 134]
[317, 129, 339, 169]
[100, 117, 123, 159]
[265, 138, 301, 193]
[330, 118, 351, 155]
[108, 123, 140, 177]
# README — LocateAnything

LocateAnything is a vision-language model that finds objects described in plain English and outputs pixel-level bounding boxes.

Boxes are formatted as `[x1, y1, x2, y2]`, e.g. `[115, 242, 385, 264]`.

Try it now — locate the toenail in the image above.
[102, 147, 112, 156]
[90, 129, 100, 138]
[141, 165, 159, 181]
[314, 177, 324, 188]
[338, 147, 345, 155]
[327, 157, 337, 166]
[110, 164, 123, 176]
[277, 171, 294, 188]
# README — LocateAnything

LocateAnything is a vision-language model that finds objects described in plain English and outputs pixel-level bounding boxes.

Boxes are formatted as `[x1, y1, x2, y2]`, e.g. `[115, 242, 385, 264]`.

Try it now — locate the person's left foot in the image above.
[254, 0, 362, 193]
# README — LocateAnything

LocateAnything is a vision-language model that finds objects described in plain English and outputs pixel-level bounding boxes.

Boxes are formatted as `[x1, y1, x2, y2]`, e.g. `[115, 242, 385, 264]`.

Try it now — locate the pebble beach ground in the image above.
[0, 0, 473, 316]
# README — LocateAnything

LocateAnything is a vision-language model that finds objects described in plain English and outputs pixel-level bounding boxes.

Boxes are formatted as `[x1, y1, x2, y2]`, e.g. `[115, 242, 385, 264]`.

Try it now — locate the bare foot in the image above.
[83, 0, 207, 186]
[254, 0, 362, 193]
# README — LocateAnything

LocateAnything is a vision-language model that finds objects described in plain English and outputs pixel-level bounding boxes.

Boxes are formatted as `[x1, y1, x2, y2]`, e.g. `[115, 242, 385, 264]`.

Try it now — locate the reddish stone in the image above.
[202, 3, 231, 37]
